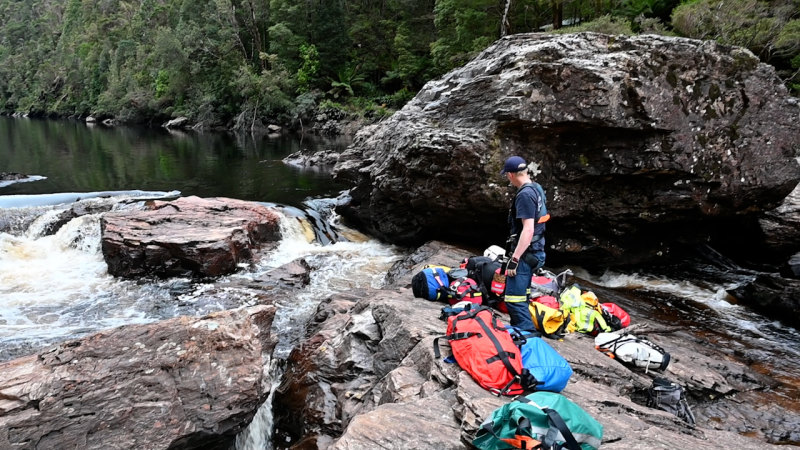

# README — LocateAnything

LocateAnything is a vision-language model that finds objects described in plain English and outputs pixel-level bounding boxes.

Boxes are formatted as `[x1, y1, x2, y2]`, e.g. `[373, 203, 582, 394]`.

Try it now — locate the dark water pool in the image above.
[0, 117, 348, 207]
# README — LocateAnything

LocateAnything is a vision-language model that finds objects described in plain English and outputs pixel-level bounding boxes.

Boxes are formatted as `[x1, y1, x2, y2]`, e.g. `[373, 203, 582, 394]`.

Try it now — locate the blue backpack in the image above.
[508, 327, 573, 392]
[411, 266, 451, 301]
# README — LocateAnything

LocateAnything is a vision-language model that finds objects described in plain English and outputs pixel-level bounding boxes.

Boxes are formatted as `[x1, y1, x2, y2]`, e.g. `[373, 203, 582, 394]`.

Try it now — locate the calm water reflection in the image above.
[0, 117, 349, 207]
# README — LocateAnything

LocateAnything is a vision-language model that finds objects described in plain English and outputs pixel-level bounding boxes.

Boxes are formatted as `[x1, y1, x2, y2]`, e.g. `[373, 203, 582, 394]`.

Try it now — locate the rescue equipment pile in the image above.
[411, 246, 696, 449]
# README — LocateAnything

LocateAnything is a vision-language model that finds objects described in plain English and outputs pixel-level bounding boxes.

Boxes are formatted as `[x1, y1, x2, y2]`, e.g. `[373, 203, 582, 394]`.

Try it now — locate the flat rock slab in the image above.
[0, 305, 276, 450]
[101, 196, 282, 278]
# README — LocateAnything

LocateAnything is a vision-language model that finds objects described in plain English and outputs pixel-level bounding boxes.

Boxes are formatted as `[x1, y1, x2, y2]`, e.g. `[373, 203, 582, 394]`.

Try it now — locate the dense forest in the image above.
[0, 0, 798, 130]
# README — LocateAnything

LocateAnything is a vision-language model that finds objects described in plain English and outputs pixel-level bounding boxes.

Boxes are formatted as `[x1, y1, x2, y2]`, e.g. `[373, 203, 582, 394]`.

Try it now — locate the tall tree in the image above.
[431, 0, 500, 72]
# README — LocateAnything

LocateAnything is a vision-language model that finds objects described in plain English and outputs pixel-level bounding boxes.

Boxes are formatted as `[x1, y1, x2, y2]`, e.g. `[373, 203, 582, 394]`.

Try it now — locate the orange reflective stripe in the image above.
[537, 213, 550, 224]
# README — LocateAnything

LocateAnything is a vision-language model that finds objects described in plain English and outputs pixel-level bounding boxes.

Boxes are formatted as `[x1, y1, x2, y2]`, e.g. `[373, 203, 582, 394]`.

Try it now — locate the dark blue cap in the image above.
[500, 156, 527, 174]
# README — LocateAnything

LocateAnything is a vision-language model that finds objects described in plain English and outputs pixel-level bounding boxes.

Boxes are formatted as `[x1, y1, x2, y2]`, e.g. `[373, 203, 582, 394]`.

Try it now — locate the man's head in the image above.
[501, 156, 530, 187]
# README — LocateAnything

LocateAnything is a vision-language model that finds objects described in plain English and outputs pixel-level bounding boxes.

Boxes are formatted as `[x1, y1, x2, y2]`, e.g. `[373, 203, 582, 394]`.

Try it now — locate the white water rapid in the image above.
[575, 268, 800, 366]
[0, 193, 403, 364]
[0, 193, 183, 357]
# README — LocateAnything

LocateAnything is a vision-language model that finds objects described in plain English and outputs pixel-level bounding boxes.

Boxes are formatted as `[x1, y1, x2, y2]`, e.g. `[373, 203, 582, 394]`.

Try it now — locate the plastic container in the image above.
[491, 268, 506, 296]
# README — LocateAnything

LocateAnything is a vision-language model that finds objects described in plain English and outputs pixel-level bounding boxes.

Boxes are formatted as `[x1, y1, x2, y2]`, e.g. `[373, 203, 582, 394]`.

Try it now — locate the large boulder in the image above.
[272, 241, 799, 448]
[0, 305, 276, 450]
[101, 196, 282, 278]
[333, 32, 800, 268]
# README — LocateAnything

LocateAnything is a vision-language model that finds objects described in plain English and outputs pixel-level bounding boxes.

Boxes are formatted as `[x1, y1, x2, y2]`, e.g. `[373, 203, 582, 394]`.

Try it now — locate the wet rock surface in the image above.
[727, 274, 800, 328]
[333, 33, 800, 268]
[283, 149, 342, 170]
[163, 116, 191, 129]
[0, 305, 277, 450]
[273, 241, 800, 449]
[760, 181, 800, 260]
[101, 196, 282, 278]
[169, 258, 313, 314]
[785, 252, 800, 278]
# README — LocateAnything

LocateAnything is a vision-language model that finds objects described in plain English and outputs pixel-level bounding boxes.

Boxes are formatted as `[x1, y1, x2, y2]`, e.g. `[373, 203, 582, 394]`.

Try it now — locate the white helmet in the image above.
[483, 245, 506, 261]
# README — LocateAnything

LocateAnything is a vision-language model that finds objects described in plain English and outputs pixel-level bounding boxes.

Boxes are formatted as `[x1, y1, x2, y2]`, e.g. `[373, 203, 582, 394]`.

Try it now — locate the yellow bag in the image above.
[529, 302, 571, 339]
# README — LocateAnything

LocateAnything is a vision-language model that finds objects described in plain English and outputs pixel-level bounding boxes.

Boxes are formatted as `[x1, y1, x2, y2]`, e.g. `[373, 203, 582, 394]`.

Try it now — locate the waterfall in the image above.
[234, 204, 402, 450]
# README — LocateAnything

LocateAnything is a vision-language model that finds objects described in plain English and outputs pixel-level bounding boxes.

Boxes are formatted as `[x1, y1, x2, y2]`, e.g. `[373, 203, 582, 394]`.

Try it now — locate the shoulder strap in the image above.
[507, 327, 543, 346]
[543, 408, 582, 450]
[511, 182, 550, 240]
[473, 313, 520, 377]
[472, 310, 526, 396]
[479, 417, 543, 449]
[515, 397, 582, 450]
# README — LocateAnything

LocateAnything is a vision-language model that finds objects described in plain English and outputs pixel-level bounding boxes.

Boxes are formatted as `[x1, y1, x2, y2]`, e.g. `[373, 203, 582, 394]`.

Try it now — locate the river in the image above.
[1, 117, 799, 448]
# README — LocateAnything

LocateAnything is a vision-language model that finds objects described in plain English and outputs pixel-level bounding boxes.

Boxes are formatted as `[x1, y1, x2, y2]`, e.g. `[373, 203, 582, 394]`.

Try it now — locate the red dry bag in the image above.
[601, 302, 631, 329]
[434, 306, 535, 396]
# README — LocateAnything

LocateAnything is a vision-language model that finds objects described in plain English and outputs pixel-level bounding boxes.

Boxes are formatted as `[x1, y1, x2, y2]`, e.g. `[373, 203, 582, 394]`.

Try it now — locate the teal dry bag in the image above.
[473, 391, 603, 450]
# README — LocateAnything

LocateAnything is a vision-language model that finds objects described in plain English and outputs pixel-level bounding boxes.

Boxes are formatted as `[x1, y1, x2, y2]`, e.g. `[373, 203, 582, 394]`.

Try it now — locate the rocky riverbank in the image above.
[273, 240, 800, 449]
[2, 195, 800, 449]
[4, 239, 798, 449]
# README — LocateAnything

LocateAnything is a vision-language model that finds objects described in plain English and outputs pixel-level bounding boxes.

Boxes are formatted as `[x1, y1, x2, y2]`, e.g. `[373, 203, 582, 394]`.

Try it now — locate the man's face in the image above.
[506, 172, 516, 186]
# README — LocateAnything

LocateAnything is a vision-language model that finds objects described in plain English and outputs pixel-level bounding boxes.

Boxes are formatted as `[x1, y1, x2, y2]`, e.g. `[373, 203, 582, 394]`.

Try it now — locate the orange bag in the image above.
[434, 306, 535, 396]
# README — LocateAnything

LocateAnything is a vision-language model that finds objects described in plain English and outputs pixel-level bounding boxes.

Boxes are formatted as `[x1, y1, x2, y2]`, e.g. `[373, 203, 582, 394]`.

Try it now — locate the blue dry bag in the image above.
[411, 266, 451, 301]
[508, 327, 573, 392]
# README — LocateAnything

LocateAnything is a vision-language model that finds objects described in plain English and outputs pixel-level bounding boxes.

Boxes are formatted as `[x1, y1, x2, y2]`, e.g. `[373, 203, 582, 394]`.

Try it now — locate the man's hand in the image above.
[506, 257, 519, 277]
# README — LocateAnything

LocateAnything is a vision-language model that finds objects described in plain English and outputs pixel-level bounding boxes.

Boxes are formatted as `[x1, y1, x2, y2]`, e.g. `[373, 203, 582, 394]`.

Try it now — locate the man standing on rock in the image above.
[501, 156, 550, 331]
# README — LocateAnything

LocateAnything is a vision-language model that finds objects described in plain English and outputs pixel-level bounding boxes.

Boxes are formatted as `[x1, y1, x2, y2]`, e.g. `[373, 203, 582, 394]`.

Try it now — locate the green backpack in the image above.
[473, 391, 603, 450]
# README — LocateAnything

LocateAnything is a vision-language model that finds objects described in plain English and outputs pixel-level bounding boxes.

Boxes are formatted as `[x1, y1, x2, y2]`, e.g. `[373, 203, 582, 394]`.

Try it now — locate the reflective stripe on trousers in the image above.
[505, 292, 531, 303]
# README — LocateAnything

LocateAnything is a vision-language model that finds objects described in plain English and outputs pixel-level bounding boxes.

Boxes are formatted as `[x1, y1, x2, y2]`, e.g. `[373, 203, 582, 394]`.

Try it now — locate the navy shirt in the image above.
[509, 183, 547, 253]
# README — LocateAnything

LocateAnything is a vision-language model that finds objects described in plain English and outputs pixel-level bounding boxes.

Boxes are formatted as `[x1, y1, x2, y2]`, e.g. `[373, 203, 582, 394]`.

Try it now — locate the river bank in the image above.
[272, 240, 800, 449]
[3, 228, 799, 449]
[0, 101, 379, 138]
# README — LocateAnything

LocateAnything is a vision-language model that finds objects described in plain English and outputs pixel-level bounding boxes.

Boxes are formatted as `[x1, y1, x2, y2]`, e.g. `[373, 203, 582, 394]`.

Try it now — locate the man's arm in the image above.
[506, 218, 534, 277]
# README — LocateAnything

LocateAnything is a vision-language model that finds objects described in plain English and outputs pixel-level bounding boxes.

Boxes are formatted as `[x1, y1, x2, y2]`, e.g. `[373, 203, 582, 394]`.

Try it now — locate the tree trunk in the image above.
[501, 0, 513, 37]
[552, 0, 563, 30]
[245, 0, 266, 70]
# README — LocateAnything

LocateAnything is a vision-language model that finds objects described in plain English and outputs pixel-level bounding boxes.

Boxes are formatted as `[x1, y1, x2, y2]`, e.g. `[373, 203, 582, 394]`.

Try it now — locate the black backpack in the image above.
[646, 377, 696, 426]
[460, 256, 502, 299]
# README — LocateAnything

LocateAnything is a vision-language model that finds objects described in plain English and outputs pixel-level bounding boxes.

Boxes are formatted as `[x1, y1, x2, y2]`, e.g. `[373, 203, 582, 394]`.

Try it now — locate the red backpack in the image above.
[434, 306, 536, 396]
[447, 277, 483, 306]
[601, 302, 631, 329]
